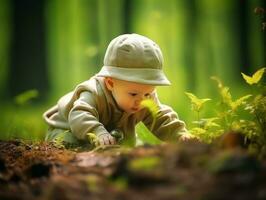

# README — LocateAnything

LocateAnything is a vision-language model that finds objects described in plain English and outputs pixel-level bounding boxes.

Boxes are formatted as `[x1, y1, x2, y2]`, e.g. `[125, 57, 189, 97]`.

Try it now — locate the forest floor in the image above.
[0, 136, 266, 200]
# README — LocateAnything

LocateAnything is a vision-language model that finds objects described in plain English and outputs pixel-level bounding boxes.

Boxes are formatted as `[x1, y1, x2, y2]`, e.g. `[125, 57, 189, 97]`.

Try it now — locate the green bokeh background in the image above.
[0, 0, 265, 140]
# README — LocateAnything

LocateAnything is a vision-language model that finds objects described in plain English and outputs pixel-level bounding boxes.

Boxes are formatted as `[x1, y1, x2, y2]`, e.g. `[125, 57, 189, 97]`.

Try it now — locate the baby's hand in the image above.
[97, 133, 116, 146]
[180, 134, 192, 141]
[179, 131, 194, 141]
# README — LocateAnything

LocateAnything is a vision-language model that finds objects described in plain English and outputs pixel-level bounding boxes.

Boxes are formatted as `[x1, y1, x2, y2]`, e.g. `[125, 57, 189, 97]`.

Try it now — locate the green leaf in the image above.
[185, 92, 211, 112]
[110, 176, 128, 191]
[140, 99, 159, 119]
[190, 127, 206, 135]
[197, 117, 220, 129]
[220, 87, 232, 105]
[211, 77, 233, 106]
[231, 95, 252, 111]
[140, 99, 160, 131]
[53, 131, 67, 149]
[212, 76, 252, 111]
[128, 156, 161, 171]
[241, 67, 266, 85]
[189, 127, 206, 141]
[211, 76, 234, 110]
[211, 76, 224, 88]
[87, 133, 99, 146]
[135, 121, 162, 145]
[14, 89, 39, 105]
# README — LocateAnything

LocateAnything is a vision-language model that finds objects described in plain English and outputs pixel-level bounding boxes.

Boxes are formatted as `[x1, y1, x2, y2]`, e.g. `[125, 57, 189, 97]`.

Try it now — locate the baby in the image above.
[43, 33, 188, 146]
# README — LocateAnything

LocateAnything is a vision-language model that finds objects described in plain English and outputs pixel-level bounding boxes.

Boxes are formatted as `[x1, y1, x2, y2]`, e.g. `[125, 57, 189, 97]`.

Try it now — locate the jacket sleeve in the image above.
[68, 91, 109, 140]
[142, 99, 188, 142]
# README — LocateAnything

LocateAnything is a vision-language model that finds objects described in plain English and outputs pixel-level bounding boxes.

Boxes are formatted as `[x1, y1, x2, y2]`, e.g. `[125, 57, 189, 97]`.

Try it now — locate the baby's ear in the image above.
[104, 77, 114, 91]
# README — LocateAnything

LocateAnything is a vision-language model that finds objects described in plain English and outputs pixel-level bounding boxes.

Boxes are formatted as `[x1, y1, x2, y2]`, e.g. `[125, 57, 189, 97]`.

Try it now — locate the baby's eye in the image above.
[129, 93, 137, 97]
[144, 93, 151, 98]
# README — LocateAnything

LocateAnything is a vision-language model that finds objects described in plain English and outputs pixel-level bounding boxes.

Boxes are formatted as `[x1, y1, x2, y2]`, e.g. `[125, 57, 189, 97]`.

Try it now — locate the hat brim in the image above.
[97, 66, 171, 86]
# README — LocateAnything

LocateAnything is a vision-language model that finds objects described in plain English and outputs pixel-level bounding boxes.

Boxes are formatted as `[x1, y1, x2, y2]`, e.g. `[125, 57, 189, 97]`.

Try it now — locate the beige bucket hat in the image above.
[97, 33, 171, 86]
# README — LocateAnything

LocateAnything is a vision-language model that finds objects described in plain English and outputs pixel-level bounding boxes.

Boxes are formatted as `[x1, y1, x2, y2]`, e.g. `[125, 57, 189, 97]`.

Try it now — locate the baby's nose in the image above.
[135, 99, 141, 105]
[135, 98, 144, 105]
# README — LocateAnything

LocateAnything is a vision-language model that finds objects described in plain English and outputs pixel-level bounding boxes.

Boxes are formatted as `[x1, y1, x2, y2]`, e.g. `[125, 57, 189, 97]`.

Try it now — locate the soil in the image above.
[0, 138, 266, 200]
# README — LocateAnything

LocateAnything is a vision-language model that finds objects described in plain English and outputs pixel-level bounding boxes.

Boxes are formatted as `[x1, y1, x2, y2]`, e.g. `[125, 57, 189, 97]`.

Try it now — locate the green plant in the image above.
[135, 99, 163, 146]
[87, 132, 99, 146]
[211, 76, 252, 132]
[135, 121, 162, 146]
[185, 92, 211, 122]
[14, 89, 39, 106]
[140, 99, 159, 131]
[185, 92, 220, 143]
[239, 68, 266, 156]
[185, 67, 266, 156]
[53, 132, 66, 149]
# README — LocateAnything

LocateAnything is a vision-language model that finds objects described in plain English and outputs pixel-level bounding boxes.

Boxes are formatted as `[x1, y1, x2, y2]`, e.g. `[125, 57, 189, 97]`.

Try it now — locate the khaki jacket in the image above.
[43, 75, 187, 144]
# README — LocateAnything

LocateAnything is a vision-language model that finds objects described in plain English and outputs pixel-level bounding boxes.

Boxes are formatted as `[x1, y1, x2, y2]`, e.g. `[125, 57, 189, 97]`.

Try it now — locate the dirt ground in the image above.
[0, 138, 266, 200]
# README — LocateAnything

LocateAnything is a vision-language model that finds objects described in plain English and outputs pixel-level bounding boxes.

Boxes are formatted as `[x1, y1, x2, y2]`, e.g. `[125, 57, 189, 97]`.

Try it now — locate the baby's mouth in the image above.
[131, 107, 139, 112]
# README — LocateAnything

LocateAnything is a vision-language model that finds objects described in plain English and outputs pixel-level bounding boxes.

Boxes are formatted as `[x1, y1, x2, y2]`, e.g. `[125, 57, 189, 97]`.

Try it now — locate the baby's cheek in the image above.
[124, 98, 133, 107]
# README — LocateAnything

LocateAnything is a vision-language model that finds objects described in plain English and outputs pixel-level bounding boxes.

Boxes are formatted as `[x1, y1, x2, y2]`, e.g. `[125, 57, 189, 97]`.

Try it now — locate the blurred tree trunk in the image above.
[8, 0, 49, 100]
[46, 0, 126, 100]
[246, 0, 266, 73]
[193, 0, 241, 96]
[0, 0, 11, 100]
[45, 0, 91, 99]
[124, 0, 132, 33]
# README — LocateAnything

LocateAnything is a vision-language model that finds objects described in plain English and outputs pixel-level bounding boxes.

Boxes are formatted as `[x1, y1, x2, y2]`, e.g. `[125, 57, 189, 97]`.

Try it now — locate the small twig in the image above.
[90, 145, 121, 153]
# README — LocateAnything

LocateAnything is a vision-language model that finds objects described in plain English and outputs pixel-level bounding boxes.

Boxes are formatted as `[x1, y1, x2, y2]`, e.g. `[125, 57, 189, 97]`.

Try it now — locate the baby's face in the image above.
[105, 78, 155, 113]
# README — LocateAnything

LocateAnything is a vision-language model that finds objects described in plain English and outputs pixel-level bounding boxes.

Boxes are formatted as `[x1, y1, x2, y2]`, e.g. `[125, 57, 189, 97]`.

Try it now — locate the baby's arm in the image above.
[68, 91, 115, 145]
[142, 104, 189, 142]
